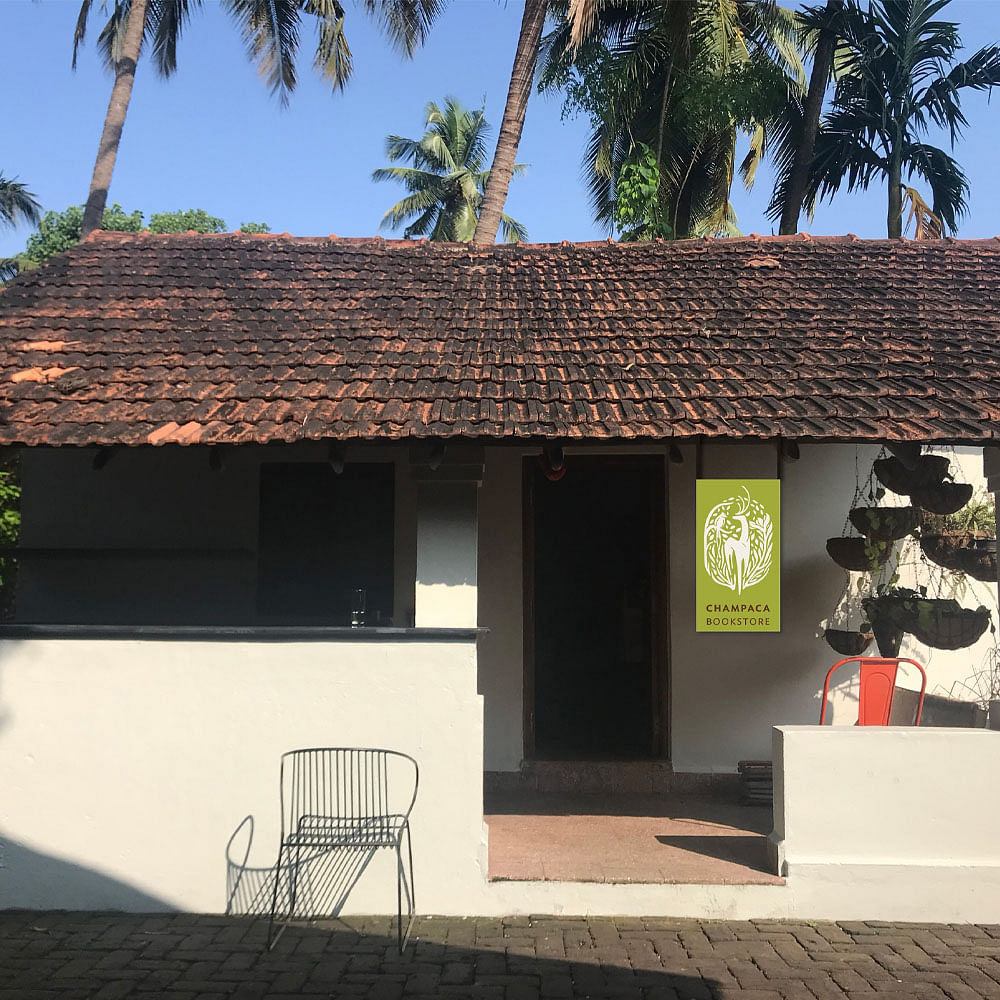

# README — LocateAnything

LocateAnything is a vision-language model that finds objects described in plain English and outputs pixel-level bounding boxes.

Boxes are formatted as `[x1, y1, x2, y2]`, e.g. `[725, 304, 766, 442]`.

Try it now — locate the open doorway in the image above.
[523, 455, 667, 760]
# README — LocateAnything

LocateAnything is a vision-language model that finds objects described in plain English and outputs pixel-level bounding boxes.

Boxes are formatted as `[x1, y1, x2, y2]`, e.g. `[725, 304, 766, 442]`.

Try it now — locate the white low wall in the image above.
[0, 638, 485, 914]
[769, 724, 1000, 921]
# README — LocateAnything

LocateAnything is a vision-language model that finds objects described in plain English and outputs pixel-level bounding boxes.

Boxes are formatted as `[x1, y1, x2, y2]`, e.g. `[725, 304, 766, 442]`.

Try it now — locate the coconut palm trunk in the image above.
[80, 0, 148, 239]
[887, 141, 904, 238]
[779, 0, 842, 235]
[472, 0, 547, 245]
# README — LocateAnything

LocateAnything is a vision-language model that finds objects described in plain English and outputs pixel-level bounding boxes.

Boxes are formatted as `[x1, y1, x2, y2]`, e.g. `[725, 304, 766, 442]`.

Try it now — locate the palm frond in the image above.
[363, 0, 445, 57]
[901, 185, 943, 239]
[148, 0, 202, 76]
[904, 139, 967, 233]
[0, 174, 42, 229]
[72, 0, 96, 69]
[379, 187, 446, 228]
[499, 213, 529, 243]
[305, 0, 352, 89]
[225, 0, 301, 105]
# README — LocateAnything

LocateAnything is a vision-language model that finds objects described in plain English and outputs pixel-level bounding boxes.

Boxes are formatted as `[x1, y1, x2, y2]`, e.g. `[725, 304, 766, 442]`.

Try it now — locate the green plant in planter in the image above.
[849, 505, 920, 541]
[924, 497, 996, 537]
[862, 585, 991, 654]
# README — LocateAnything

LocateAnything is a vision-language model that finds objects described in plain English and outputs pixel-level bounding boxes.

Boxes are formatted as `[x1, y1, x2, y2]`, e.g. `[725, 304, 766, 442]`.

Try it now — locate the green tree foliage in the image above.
[0, 454, 19, 619]
[614, 143, 672, 240]
[541, 0, 805, 240]
[777, 0, 1000, 237]
[148, 208, 225, 233]
[373, 97, 528, 242]
[17, 205, 271, 268]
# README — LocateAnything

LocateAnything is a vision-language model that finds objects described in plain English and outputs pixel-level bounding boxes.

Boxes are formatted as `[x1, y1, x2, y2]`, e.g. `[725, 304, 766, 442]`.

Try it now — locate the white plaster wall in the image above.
[668, 443, 884, 770]
[0, 638, 484, 913]
[415, 483, 478, 628]
[478, 442, 997, 774]
[772, 725, 1000, 868]
[477, 449, 525, 771]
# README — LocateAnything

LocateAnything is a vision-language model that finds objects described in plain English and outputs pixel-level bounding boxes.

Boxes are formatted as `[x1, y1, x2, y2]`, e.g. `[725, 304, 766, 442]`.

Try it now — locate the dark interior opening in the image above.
[530, 457, 662, 760]
[257, 462, 394, 625]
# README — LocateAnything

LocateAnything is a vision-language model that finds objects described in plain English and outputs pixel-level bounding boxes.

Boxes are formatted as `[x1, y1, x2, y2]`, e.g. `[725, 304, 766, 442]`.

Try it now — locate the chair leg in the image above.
[395, 824, 415, 953]
[396, 846, 403, 953]
[266, 844, 285, 950]
[405, 822, 415, 916]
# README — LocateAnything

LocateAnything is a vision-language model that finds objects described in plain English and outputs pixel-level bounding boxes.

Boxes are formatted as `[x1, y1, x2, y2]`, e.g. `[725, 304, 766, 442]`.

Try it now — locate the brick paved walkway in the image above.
[2, 912, 1000, 999]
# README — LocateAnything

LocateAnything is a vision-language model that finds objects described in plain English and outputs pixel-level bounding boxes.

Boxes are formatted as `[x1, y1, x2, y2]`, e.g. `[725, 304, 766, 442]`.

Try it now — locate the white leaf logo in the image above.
[703, 487, 774, 595]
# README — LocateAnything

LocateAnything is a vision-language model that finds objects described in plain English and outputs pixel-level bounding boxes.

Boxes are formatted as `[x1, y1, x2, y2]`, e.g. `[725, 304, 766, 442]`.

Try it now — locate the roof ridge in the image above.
[76, 229, 1000, 249]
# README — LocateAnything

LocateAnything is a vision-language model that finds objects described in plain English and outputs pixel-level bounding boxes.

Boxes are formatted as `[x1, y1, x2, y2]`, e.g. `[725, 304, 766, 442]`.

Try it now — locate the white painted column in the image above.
[415, 479, 480, 627]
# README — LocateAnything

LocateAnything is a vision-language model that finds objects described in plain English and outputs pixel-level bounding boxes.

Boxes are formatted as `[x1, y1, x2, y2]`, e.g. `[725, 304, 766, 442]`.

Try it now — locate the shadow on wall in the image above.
[0, 643, 171, 912]
[225, 816, 378, 920]
[0, 834, 172, 911]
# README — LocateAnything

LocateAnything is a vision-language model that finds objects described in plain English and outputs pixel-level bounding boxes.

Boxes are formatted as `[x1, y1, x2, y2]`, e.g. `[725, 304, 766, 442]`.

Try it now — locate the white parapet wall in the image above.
[0, 637, 485, 914]
[769, 724, 1000, 922]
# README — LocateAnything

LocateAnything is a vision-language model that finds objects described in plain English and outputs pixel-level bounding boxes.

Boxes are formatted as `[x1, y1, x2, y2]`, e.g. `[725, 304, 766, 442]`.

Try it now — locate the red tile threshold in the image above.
[484, 791, 785, 886]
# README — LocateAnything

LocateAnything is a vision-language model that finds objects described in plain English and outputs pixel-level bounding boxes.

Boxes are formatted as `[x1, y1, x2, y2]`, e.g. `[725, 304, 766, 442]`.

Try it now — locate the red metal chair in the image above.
[819, 657, 927, 726]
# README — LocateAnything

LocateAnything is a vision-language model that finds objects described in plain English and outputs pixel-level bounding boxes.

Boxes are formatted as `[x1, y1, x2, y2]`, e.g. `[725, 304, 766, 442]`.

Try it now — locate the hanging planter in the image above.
[862, 593, 911, 656]
[921, 533, 996, 578]
[920, 532, 967, 571]
[911, 481, 973, 516]
[885, 442, 922, 471]
[824, 628, 874, 656]
[849, 505, 919, 541]
[954, 539, 998, 583]
[873, 455, 949, 496]
[826, 536, 892, 571]
[865, 590, 991, 652]
[907, 600, 992, 651]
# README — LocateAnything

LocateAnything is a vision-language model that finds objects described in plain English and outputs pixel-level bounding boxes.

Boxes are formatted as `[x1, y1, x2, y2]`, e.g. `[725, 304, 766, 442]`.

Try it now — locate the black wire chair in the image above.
[266, 747, 418, 952]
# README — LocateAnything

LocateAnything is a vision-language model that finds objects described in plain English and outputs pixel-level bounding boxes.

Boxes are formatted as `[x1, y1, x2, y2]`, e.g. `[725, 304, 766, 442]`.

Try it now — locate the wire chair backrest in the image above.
[278, 748, 419, 836]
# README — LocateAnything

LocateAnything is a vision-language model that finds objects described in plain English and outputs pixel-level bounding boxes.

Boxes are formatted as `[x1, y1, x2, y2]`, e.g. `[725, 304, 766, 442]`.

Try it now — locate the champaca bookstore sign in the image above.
[696, 480, 780, 632]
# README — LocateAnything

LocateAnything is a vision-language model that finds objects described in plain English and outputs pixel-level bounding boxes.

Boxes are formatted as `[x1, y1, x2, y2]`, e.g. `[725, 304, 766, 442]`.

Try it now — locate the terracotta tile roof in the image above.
[1, 230, 1000, 447]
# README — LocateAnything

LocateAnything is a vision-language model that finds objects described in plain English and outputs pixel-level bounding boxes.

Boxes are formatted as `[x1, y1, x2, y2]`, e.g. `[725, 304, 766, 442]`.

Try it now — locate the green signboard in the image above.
[696, 479, 781, 632]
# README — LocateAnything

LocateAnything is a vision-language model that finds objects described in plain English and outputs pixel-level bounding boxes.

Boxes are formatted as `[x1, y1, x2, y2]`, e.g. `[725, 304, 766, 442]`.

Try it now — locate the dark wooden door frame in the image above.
[521, 454, 670, 761]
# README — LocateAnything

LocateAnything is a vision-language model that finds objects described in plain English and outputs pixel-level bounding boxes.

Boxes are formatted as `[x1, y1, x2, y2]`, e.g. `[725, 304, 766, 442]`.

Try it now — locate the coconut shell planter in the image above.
[921, 534, 997, 580]
[823, 628, 874, 656]
[848, 505, 919, 541]
[911, 481, 974, 515]
[825, 536, 892, 571]
[955, 540, 998, 582]
[873, 455, 950, 496]
[863, 593, 992, 652]
[908, 602, 992, 651]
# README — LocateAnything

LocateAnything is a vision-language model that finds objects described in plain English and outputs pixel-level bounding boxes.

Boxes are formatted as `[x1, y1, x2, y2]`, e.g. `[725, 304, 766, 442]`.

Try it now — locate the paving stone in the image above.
[5, 913, 1000, 998]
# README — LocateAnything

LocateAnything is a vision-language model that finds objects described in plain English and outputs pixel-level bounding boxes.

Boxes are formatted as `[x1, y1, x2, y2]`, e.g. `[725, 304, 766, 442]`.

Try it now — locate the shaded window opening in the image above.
[257, 463, 395, 626]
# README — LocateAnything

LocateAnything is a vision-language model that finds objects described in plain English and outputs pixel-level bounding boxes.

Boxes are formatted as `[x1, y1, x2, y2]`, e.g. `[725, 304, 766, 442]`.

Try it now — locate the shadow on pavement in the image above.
[0, 911, 722, 999]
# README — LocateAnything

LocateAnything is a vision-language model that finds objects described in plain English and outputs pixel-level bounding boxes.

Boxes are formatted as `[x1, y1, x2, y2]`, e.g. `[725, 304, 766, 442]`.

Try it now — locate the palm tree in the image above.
[0, 174, 40, 231]
[776, 0, 844, 234]
[789, 0, 1000, 238]
[0, 173, 41, 281]
[373, 98, 527, 242]
[74, 0, 447, 237]
[542, 0, 805, 239]
[472, 0, 548, 245]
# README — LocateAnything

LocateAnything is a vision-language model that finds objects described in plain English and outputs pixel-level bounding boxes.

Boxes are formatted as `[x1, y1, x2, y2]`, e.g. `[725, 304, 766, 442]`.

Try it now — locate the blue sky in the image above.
[2, 0, 999, 257]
